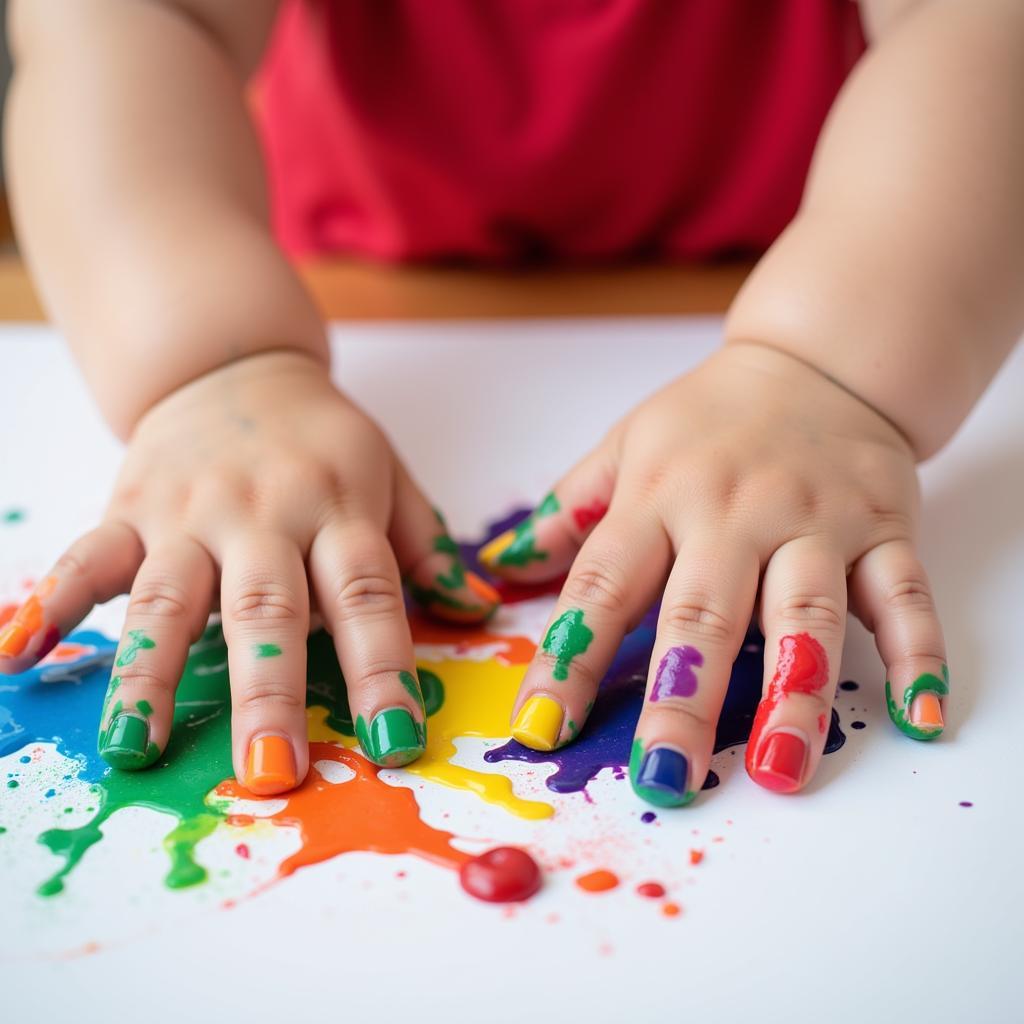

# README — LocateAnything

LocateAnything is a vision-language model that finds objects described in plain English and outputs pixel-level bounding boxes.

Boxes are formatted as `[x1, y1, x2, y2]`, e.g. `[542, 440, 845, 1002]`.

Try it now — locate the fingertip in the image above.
[242, 732, 301, 795]
[510, 694, 564, 751]
[629, 738, 698, 808]
[99, 710, 162, 772]
[885, 669, 948, 741]
[746, 727, 810, 794]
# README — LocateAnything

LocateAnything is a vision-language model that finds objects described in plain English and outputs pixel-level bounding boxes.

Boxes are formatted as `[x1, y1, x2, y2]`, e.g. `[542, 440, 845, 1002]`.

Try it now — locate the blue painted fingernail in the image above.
[629, 740, 695, 808]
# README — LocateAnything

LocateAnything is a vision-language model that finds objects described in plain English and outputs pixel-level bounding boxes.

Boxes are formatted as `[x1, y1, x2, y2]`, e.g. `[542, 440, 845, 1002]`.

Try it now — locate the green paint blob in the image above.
[253, 643, 282, 659]
[493, 492, 561, 568]
[885, 665, 949, 741]
[2, 508, 25, 524]
[136, 699, 153, 717]
[541, 609, 593, 681]
[7, 780, 18, 789]
[115, 630, 156, 668]
[433, 534, 466, 591]
[628, 739, 696, 809]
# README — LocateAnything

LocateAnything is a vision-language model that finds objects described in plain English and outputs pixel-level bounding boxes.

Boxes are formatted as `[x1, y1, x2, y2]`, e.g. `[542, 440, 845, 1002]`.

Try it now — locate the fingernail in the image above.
[478, 529, 517, 568]
[244, 734, 297, 794]
[629, 741, 694, 807]
[511, 695, 564, 751]
[909, 692, 944, 730]
[750, 730, 807, 793]
[465, 571, 500, 606]
[356, 708, 425, 768]
[0, 622, 31, 657]
[100, 713, 157, 770]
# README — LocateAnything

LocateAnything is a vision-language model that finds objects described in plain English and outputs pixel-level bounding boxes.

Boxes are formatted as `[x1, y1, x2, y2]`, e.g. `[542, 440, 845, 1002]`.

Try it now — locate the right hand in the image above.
[0, 351, 498, 791]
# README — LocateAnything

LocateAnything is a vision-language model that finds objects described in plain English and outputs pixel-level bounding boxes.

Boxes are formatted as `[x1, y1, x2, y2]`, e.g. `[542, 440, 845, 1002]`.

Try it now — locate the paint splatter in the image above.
[540, 608, 593, 681]
[571, 500, 608, 532]
[253, 643, 282, 659]
[576, 869, 619, 892]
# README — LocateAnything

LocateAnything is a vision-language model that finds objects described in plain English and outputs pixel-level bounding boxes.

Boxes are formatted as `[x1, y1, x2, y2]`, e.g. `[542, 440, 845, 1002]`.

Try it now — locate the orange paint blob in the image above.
[662, 902, 682, 917]
[689, 849, 704, 865]
[575, 869, 620, 893]
[408, 614, 536, 665]
[217, 743, 470, 882]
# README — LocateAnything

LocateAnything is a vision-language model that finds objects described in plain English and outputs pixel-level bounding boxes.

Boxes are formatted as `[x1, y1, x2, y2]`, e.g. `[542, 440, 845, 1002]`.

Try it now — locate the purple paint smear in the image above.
[651, 645, 703, 701]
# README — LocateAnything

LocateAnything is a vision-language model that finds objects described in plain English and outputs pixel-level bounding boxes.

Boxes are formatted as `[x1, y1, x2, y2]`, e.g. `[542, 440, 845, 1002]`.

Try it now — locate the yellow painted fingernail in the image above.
[478, 530, 515, 568]
[511, 695, 563, 751]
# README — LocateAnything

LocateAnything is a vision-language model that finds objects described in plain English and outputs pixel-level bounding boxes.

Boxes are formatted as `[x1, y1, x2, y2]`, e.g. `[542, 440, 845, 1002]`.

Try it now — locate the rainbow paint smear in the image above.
[0, 513, 849, 930]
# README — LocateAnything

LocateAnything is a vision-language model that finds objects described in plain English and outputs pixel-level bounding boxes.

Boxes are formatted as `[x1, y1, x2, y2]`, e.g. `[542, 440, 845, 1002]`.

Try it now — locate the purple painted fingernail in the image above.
[651, 645, 703, 701]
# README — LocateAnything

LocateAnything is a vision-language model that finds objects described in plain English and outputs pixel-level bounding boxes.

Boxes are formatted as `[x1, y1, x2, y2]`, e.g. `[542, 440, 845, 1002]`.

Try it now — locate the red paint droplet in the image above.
[235, 843, 250, 859]
[662, 902, 682, 917]
[459, 846, 542, 903]
[689, 849, 704, 865]
[575, 869, 620, 893]
[636, 881, 666, 899]
[396, 870, 407, 878]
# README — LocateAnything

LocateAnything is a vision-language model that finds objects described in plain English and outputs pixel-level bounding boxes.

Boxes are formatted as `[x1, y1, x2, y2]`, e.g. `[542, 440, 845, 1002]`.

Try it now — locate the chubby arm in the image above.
[726, 0, 1024, 459]
[5, 0, 328, 438]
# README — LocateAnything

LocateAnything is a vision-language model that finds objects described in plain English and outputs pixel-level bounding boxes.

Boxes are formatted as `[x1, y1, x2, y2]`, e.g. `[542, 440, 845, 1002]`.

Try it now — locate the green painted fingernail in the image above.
[100, 713, 158, 770]
[355, 707, 425, 768]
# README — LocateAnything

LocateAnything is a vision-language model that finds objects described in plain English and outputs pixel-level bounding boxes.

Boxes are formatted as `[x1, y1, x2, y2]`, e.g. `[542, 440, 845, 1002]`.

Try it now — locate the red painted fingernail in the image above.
[751, 730, 807, 794]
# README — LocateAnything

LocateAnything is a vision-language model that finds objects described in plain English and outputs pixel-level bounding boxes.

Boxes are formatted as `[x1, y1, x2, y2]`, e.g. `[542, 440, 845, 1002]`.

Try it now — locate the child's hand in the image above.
[0, 351, 497, 790]
[480, 342, 947, 806]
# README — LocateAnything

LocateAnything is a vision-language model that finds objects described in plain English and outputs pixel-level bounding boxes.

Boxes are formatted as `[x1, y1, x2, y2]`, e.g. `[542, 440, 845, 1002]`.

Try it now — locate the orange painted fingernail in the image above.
[244, 735, 297, 795]
[465, 572, 500, 606]
[18, 596, 44, 633]
[909, 692, 944, 730]
[0, 622, 31, 657]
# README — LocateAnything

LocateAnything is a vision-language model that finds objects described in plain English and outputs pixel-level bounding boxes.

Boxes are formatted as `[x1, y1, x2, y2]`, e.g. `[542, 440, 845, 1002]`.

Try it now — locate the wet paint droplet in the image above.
[959, 801, 973, 808]
[640, 811, 657, 824]
[235, 843, 250, 859]
[575, 869, 619, 893]
[689, 849, 704, 865]
[839, 680, 859, 692]
[851, 721, 866, 730]
[636, 881, 666, 899]
[458, 846, 542, 903]
[662, 902, 682, 917]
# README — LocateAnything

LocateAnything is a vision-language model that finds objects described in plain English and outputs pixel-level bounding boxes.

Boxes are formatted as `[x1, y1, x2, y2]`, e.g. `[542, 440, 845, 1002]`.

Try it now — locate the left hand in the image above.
[479, 342, 948, 807]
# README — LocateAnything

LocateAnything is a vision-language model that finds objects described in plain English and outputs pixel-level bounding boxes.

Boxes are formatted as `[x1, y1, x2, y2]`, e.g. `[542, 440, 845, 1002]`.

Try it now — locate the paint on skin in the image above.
[480, 492, 560, 568]
[0, 593, 46, 658]
[253, 643, 282, 659]
[114, 630, 156, 667]
[571, 500, 608, 533]
[650, 645, 703, 701]
[540, 608, 593, 681]
[885, 666, 949, 741]
[744, 633, 830, 789]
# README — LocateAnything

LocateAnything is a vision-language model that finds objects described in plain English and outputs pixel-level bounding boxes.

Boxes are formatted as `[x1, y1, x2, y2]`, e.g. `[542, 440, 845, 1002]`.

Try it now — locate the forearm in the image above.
[5, 0, 328, 438]
[725, 0, 1024, 459]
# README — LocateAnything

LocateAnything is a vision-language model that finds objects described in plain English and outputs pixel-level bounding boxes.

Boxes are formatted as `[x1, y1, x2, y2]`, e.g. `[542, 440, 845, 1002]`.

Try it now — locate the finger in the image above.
[221, 534, 311, 794]
[509, 507, 671, 750]
[310, 517, 427, 768]
[389, 463, 499, 624]
[629, 534, 759, 808]
[745, 538, 847, 794]
[478, 446, 617, 582]
[98, 538, 215, 770]
[0, 521, 144, 674]
[849, 540, 947, 740]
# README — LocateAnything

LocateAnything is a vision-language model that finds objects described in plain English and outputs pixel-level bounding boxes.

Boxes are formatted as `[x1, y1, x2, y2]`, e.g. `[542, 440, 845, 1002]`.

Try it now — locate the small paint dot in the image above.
[44, 788, 56, 798]
[575, 869, 619, 893]
[959, 801, 973, 808]
[0, 826, 6, 834]
[7, 780, 18, 789]
[662, 902, 682, 918]
[235, 843, 250, 859]
[2, 508, 26, 524]
[851, 721, 866, 730]
[689, 849, 704, 865]
[636, 881, 666, 899]
[839, 680, 859, 691]
[640, 811, 657, 824]
[19, 755, 30, 764]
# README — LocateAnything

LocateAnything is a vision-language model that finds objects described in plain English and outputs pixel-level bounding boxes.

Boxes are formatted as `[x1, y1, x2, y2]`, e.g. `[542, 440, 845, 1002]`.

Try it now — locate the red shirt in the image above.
[255, 0, 865, 263]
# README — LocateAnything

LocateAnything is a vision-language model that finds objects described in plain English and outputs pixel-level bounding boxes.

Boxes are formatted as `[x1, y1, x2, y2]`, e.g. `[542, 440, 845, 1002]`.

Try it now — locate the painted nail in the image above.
[750, 730, 807, 793]
[244, 734, 297, 795]
[511, 695, 564, 751]
[465, 571, 500, 606]
[0, 622, 31, 657]
[356, 707, 425, 768]
[478, 529, 517, 567]
[478, 493, 559, 569]
[100, 713, 157, 770]
[629, 741, 694, 808]
[909, 692, 944, 730]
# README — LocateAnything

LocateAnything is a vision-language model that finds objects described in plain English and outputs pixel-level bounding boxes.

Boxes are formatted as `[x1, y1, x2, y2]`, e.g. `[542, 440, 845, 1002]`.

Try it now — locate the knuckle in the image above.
[775, 594, 845, 633]
[563, 560, 630, 614]
[54, 549, 90, 581]
[660, 595, 737, 645]
[235, 679, 305, 715]
[110, 669, 176, 701]
[229, 578, 303, 622]
[882, 574, 936, 615]
[644, 701, 715, 734]
[329, 570, 403, 621]
[127, 577, 192, 620]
